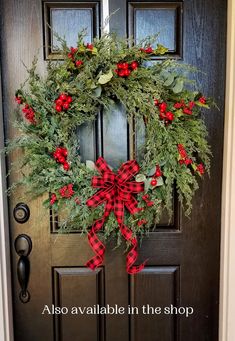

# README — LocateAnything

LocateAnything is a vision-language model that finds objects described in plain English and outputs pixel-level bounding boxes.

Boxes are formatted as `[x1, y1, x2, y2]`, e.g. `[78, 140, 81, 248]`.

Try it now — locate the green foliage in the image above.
[6, 33, 212, 245]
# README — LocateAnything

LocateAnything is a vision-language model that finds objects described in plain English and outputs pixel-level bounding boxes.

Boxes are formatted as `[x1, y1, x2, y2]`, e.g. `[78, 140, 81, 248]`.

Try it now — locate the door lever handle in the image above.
[14, 234, 32, 303]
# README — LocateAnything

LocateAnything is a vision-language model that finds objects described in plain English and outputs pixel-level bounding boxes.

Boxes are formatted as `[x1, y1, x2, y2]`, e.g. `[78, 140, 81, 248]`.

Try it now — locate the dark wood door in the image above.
[0, 0, 226, 340]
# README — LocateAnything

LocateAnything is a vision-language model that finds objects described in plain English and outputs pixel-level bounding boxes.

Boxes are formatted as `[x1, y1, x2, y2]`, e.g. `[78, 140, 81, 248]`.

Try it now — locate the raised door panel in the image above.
[130, 266, 180, 341]
[53, 267, 105, 341]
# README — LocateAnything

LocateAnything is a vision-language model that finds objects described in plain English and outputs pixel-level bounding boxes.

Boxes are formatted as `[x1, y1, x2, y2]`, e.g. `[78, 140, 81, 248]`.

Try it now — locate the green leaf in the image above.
[91, 47, 98, 55]
[156, 176, 164, 187]
[160, 70, 170, 80]
[155, 44, 168, 55]
[172, 79, 184, 94]
[164, 74, 175, 87]
[98, 69, 113, 85]
[195, 101, 210, 109]
[148, 166, 156, 176]
[135, 174, 146, 182]
[93, 86, 102, 97]
[144, 179, 151, 192]
[86, 160, 96, 170]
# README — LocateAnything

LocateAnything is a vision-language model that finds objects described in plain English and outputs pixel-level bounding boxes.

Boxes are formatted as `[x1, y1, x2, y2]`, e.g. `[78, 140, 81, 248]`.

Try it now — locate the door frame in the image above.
[0, 0, 234, 340]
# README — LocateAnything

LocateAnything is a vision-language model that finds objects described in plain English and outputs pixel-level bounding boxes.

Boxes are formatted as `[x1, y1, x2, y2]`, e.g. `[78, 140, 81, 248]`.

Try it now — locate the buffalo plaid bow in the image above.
[86, 157, 147, 274]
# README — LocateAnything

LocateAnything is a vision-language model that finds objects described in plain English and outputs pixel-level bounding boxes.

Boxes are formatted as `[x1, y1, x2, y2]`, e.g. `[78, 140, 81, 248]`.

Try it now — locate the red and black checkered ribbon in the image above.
[86, 157, 147, 274]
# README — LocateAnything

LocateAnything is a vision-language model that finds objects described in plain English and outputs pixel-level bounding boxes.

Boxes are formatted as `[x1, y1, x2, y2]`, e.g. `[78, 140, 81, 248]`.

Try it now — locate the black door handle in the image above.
[14, 234, 32, 303]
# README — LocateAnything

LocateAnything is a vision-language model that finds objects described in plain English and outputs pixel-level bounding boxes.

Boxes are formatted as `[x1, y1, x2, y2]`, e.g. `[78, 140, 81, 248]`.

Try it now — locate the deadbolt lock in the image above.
[13, 203, 30, 224]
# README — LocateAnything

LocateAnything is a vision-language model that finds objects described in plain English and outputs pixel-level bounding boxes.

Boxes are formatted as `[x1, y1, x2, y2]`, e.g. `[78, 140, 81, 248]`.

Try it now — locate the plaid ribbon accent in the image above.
[86, 157, 147, 274]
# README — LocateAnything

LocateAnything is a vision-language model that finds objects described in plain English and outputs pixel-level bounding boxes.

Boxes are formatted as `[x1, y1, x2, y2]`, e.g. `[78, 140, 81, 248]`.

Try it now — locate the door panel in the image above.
[0, 0, 226, 340]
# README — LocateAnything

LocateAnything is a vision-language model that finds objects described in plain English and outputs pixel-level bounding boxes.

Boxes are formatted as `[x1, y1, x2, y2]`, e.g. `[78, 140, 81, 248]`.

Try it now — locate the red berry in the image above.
[189, 101, 195, 109]
[66, 96, 73, 104]
[55, 105, 62, 112]
[147, 201, 154, 207]
[50, 193, 57, 205]
[63, 162, 70, 171]
[154, 99, 159, 106]
[185, 158, 193, 165]
[183, 108, 192, 115]
[137, 219, 147, 226]
[145, 46, 153, 54]
[58, 156, 66, 164]
[55, 99, 63, 106]
[199, 97, 206, 104]
[86, 43, 94, 50]
[75, 60, 83, 67]
[59, 93, 67, 101]
[166, 111, 174, 121]
[70, 47, 78, 54]
[155, 166, 162, 177]
[63, 102, 70, 110]
[122, 62, 129, 70]
[159, 102, 167, 112]
[151, 179, 157, 186]
[117, 63, 124, 69]
[124, 69, 131, 77]
[60, 148, 68, 157]
[197, 163, 205, 175]
[15, 96, 22, 104]
[130, 61, 138, 70]
[118, 69, 126, 77]
[142, 194, 149, 200]
[67, 53, 73, 59]
[174, 102, 183, 109]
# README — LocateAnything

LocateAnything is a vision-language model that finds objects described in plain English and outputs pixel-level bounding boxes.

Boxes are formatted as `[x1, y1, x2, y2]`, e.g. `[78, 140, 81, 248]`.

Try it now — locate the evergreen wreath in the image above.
[7, 33, 212, 273]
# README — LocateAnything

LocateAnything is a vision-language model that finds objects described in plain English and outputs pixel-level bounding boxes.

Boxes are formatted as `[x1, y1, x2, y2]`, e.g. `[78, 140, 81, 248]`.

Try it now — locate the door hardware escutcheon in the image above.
[14, 234, 32, 303]
[13, 203, 30, 224]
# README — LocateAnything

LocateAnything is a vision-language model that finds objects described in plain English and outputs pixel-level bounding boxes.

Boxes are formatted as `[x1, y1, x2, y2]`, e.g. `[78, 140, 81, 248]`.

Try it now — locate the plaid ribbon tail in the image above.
[119, 224, 147, 275]
[86, 218, 106, 271]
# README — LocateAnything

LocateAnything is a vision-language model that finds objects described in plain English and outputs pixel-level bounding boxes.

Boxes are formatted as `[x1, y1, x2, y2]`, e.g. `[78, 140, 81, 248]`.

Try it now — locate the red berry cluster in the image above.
[199, 96, 206, 104]
[55, 93, 73, 113]
[140, 46, 154, 54]
[68, 47, 78, 59]
[22, 104, 36, 124]
[50, 193, 57, 206]
[174, 100, 195, 115]
[114, 61, 139, 78]
[68, 47, 84, 68]
[177, 144, 193, 166]
[137, 219, 148, 227]
[59, 184, 74, 198]
[86, 43, 94, 50]
[150, 165, 163, 186]
[154, 100, 174, 123]
[142, 194, 154, 207]
[53, 147, 70, 171]
[15, 96, 23, 104]
[196, 163, 205, 175]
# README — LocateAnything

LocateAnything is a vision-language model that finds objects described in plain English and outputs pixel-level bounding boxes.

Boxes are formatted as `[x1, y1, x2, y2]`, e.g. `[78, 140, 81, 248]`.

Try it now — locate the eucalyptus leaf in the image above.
[144, 179, 151, 192]
[135, 174, 146, 182]
[93, 86, 102, 97]
[160, 70, 170, 80]
[164, 74, 175, 87]
[148, 166, 156, 176]
[156, 177, 164, 187]
[86, 160, 96, 170]
[172, 79, 184, 93]
[98, 69, 113, 85]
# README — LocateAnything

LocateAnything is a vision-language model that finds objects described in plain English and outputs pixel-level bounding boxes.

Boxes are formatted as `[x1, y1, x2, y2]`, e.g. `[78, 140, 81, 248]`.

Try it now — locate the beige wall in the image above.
[219, 0, 235, 339]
